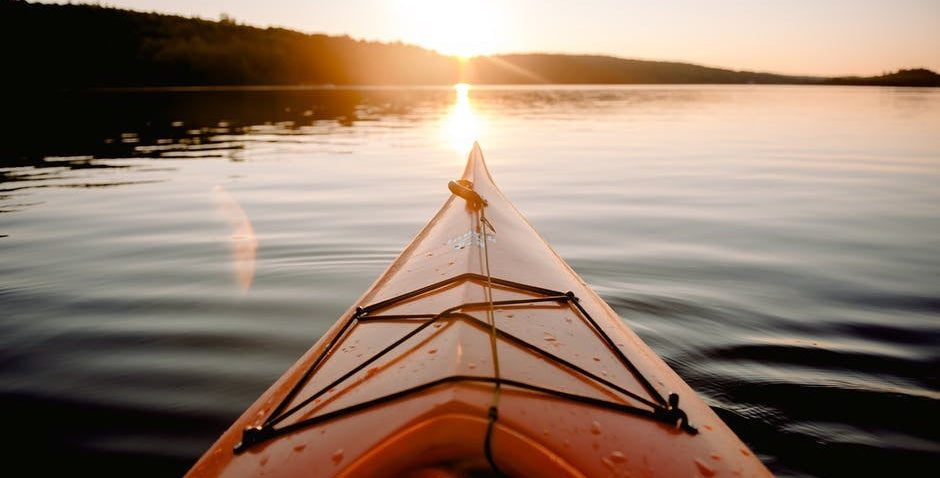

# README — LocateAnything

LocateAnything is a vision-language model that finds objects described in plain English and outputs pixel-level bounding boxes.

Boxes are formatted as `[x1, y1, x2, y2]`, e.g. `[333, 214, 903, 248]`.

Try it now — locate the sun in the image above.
[393, 0, 504, 58]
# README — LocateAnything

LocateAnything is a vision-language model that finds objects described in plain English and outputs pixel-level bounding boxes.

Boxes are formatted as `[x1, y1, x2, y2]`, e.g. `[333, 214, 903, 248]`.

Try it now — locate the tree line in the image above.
[1, 1, 936, 88]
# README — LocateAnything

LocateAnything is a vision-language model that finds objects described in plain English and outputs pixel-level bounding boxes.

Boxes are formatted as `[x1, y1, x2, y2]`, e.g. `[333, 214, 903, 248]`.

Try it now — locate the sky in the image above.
[53, 0, 940, 76]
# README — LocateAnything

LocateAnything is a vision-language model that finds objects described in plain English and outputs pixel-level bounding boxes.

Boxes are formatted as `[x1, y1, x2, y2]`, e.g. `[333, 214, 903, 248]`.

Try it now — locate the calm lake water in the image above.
[1, 85, 938, 477]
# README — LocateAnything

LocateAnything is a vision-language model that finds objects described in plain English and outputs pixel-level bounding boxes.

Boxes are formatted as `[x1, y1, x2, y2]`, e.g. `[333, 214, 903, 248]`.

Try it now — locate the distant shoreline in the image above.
[81, 83, 940, 93]
[2, 2, 937, 88]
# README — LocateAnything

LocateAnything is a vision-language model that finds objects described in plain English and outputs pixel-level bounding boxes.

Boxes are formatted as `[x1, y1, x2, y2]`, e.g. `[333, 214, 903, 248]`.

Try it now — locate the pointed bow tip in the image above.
[461, 141, 492, 183]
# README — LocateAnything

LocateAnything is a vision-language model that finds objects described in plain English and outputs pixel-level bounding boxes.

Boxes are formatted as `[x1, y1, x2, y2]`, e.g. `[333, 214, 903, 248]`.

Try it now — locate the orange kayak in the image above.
[186, 143, 773, 477]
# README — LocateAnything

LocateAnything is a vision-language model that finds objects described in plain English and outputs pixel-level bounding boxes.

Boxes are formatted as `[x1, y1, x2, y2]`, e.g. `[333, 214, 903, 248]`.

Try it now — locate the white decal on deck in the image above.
[447, 229, 496, 250]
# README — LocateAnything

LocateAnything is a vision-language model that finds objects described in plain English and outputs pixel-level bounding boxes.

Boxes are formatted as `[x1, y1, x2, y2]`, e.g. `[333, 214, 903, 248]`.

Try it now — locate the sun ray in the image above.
[470, 55, 551, 84]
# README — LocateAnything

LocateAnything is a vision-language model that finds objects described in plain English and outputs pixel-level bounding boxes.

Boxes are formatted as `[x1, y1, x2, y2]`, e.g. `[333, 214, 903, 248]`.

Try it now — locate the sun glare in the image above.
[444, 83, 482, 154]
[394, 0, 503, 58]
[212, 185, 257, 292]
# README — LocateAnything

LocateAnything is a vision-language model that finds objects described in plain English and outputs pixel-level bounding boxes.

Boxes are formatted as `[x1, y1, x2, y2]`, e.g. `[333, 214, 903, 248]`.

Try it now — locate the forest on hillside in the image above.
[2, 1, 936, 88]
[1, 1, 458, 86]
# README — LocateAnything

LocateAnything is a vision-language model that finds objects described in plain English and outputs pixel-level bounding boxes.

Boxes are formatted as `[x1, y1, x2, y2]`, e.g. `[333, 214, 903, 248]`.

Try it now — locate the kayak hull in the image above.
[186, 143, 772, 477]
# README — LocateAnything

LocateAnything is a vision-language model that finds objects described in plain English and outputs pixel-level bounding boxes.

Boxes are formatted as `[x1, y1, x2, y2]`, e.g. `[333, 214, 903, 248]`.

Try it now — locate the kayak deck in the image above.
[186, 143, 772, 477]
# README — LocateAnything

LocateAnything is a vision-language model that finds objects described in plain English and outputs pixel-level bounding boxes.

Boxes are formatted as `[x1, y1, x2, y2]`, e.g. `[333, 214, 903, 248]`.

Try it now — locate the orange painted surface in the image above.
[186, 143, 773, 477]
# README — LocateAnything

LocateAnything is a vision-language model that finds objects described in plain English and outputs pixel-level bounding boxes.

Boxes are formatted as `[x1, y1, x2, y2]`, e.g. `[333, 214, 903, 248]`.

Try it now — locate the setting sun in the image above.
[393, 0, 504, 58]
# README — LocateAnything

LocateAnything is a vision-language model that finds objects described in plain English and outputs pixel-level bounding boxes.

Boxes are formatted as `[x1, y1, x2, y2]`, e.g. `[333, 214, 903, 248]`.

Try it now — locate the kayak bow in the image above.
[186, 143, 773, 477]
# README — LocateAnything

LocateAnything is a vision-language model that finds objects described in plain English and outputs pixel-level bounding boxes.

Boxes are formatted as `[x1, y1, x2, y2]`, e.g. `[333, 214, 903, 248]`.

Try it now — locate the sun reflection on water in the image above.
[443, 83, 483, 155]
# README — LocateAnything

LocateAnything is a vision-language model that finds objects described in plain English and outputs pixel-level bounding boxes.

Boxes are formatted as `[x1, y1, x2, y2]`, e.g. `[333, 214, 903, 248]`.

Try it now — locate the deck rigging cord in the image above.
[449, 178, 503, 473]
[476, 186, 504, 474]
[233, 179, 698, 460]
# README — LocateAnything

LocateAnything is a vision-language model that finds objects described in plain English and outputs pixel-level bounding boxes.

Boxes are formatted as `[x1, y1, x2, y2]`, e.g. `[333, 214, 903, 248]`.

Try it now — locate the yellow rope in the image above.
[479, 205, 503, 474]
[481, 208, 500, 397]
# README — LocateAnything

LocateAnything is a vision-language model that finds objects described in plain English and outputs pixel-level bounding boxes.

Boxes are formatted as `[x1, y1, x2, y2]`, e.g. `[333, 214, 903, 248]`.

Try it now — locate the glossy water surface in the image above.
[1, 85, 938, 477]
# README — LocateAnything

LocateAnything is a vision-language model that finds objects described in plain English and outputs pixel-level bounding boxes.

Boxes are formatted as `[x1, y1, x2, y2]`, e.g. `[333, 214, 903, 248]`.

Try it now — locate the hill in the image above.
[464, 54, 812, 85]
[0, 1, 458, 87]
[824, 69, 940, 87]
[1, 2, 934, 87]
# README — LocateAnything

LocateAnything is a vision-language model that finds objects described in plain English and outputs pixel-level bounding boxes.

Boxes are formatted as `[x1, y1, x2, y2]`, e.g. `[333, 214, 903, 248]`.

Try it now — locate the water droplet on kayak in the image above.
[711, 454, 722, 461]
[506, 314, 514, 318]
[332, 449, 344, 465]
[428, 348, 437, 354]
[694, 459, 716, 476]
[544, 334, 556, 342]
[468, 362, 476, 369]
[593, 356, 600, 361]
[293, 444, 306, 452]
[740, 448, 751, 456]
[704, 425, 714, 431]
[609, 451, 627, 463]
[590, 420, 602, 435]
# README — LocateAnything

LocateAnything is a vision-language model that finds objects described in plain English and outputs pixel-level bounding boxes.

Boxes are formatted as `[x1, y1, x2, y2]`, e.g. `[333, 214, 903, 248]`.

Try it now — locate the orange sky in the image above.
[57, 0, 940, 76]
